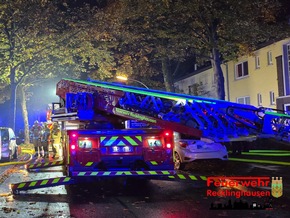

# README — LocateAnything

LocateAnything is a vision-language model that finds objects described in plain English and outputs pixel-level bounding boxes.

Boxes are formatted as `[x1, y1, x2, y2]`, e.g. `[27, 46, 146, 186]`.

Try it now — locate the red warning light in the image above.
[166, 143, 171, 149]
[71, 144, 76, 150]
[164, 131, 171, 136]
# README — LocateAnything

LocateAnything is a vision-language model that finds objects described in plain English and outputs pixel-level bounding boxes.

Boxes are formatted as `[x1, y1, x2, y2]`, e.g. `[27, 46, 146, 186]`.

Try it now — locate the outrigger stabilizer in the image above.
[10, 161, 207, 195]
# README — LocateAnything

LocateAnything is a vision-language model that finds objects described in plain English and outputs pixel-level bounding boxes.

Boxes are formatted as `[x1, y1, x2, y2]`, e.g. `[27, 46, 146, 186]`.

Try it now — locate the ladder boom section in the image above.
[54, 78, 290, 142]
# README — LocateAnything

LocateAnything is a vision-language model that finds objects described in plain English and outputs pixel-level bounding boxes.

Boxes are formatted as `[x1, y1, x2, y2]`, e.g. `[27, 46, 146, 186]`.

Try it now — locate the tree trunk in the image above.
[19, 85, 30, 144]
[211, 48, 225, 100]
[9, 67, 18, 130]
[162, 57, 174, 92]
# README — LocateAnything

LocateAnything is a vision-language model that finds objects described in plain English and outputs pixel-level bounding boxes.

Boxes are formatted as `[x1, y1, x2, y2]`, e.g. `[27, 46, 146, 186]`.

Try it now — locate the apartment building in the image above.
[174, 38, 290, 111]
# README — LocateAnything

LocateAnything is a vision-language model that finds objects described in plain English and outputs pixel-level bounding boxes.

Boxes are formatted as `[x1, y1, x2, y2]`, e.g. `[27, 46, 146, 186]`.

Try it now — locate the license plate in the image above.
[111, 146, 133, 153]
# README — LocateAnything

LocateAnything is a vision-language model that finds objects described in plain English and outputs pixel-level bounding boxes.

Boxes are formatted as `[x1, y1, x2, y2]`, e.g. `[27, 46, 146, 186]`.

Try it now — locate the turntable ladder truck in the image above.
[10, 78, 290, 194]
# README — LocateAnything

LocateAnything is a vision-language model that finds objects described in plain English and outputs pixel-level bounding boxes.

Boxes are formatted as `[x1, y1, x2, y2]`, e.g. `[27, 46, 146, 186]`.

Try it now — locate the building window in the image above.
[284, 103, 290, 113]
[237, 96, 250, 105]
[188, 84, 197, 95]
[270, 91, 275, 105]
[235, 61, 249, 79]
[267, 51, 273, 65]
[257, 93, 262, 106]
[255, 56, 260, 69]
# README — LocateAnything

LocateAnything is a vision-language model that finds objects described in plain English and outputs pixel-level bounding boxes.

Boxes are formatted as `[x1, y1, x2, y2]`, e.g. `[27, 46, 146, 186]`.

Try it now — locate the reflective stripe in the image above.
[11, 177, 73, 192]
[29, 181, 37, 187]
[150, 161, 158, 165]
[63, 177, 71, 182]
[72, 170, 175, 177]
[177, 174, 186, 180]
[40, 180, 49, 185]
[161, 171, 170, 175]
[52, 178, 60, 184]
[18, 183, 26, 189]
[100, 136, 142, 146]
[124, 136, 138, 146]
[26, 161, 64, 169]
[189, 175, 197, 180]
[200, 176, 207, 181]
[168, 174, 206, 181]
[101, 136, 118, 146]
[117, 141, 126, 146]
[85, 162, 93, 167]
[136, 136, 142, 142]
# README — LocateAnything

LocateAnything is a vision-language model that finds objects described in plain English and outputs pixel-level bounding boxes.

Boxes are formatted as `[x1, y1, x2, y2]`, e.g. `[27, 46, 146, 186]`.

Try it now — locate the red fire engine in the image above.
[10, 78, 290, 194]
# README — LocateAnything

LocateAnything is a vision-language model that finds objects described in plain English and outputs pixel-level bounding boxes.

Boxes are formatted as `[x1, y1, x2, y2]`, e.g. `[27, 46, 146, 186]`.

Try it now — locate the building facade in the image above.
[174, 38, 290, 111]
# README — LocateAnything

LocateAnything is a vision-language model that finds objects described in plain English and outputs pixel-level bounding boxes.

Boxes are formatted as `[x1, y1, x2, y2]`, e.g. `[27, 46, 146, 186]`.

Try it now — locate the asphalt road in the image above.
[0, 142, 289, 218]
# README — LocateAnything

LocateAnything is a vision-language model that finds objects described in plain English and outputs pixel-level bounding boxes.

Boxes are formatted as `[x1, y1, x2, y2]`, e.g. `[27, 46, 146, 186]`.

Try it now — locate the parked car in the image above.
[174, 137, 228, 170]
[0, 127, 18, 161]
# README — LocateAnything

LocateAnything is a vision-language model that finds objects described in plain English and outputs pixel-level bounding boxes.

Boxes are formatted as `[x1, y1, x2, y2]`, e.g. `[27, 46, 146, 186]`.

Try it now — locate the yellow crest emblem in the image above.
[271, 177, 283, 198]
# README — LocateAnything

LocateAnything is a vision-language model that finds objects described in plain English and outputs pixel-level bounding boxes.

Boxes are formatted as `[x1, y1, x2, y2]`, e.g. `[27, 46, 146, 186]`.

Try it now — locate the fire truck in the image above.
[10, 78, 290, 194]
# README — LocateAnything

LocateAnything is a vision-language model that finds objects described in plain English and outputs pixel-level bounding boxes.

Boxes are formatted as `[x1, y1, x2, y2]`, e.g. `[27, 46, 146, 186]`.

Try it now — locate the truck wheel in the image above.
[174, 152, 185, 170]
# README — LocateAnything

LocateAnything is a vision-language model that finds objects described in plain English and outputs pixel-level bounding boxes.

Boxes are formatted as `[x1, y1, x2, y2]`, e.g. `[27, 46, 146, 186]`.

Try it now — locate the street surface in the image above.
[0, 140, 289, 218]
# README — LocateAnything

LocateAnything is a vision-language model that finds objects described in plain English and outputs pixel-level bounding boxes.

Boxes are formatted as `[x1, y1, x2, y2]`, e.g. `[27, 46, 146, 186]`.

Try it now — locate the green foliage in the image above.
[0, 0, 288, 124]
[0, 0, 117, 128]
[110, 0, 289, 96]
[0, 1, 116, 87]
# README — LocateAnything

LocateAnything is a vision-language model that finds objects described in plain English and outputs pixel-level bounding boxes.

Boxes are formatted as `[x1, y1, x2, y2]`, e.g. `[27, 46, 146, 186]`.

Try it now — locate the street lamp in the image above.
[116, 76, 149, 89]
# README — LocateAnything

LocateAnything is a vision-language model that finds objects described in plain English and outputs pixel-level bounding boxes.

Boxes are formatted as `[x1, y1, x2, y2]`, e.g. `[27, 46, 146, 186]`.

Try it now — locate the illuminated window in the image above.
[257, 93, 262, 106]
[235, 61, 249, 79]
[267, 51, 273, 65]
[237, 96, 250, 105]
[255, 56, 260, 69]
[270, 91, 275, 105]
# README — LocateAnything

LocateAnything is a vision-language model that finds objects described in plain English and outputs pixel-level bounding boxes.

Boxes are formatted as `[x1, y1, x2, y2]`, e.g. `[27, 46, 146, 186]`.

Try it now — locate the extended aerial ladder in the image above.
[53, 78, 290, 142]
[10, 78, 290, 194]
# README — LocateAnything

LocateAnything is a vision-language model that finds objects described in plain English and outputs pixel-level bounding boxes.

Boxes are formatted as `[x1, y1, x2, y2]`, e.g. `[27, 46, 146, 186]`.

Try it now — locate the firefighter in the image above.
[31, 120, 43, 158]
[50, 122, 62, 159]
[41, 123, 50, 158]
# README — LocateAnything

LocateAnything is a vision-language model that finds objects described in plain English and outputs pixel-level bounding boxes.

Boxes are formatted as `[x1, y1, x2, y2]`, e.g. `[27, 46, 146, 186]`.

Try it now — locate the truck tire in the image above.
[174, 152, 185, 170]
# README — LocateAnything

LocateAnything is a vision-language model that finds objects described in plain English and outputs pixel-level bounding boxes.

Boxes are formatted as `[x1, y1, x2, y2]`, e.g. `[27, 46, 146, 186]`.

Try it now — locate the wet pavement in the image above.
[0, 140, 289, 218]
